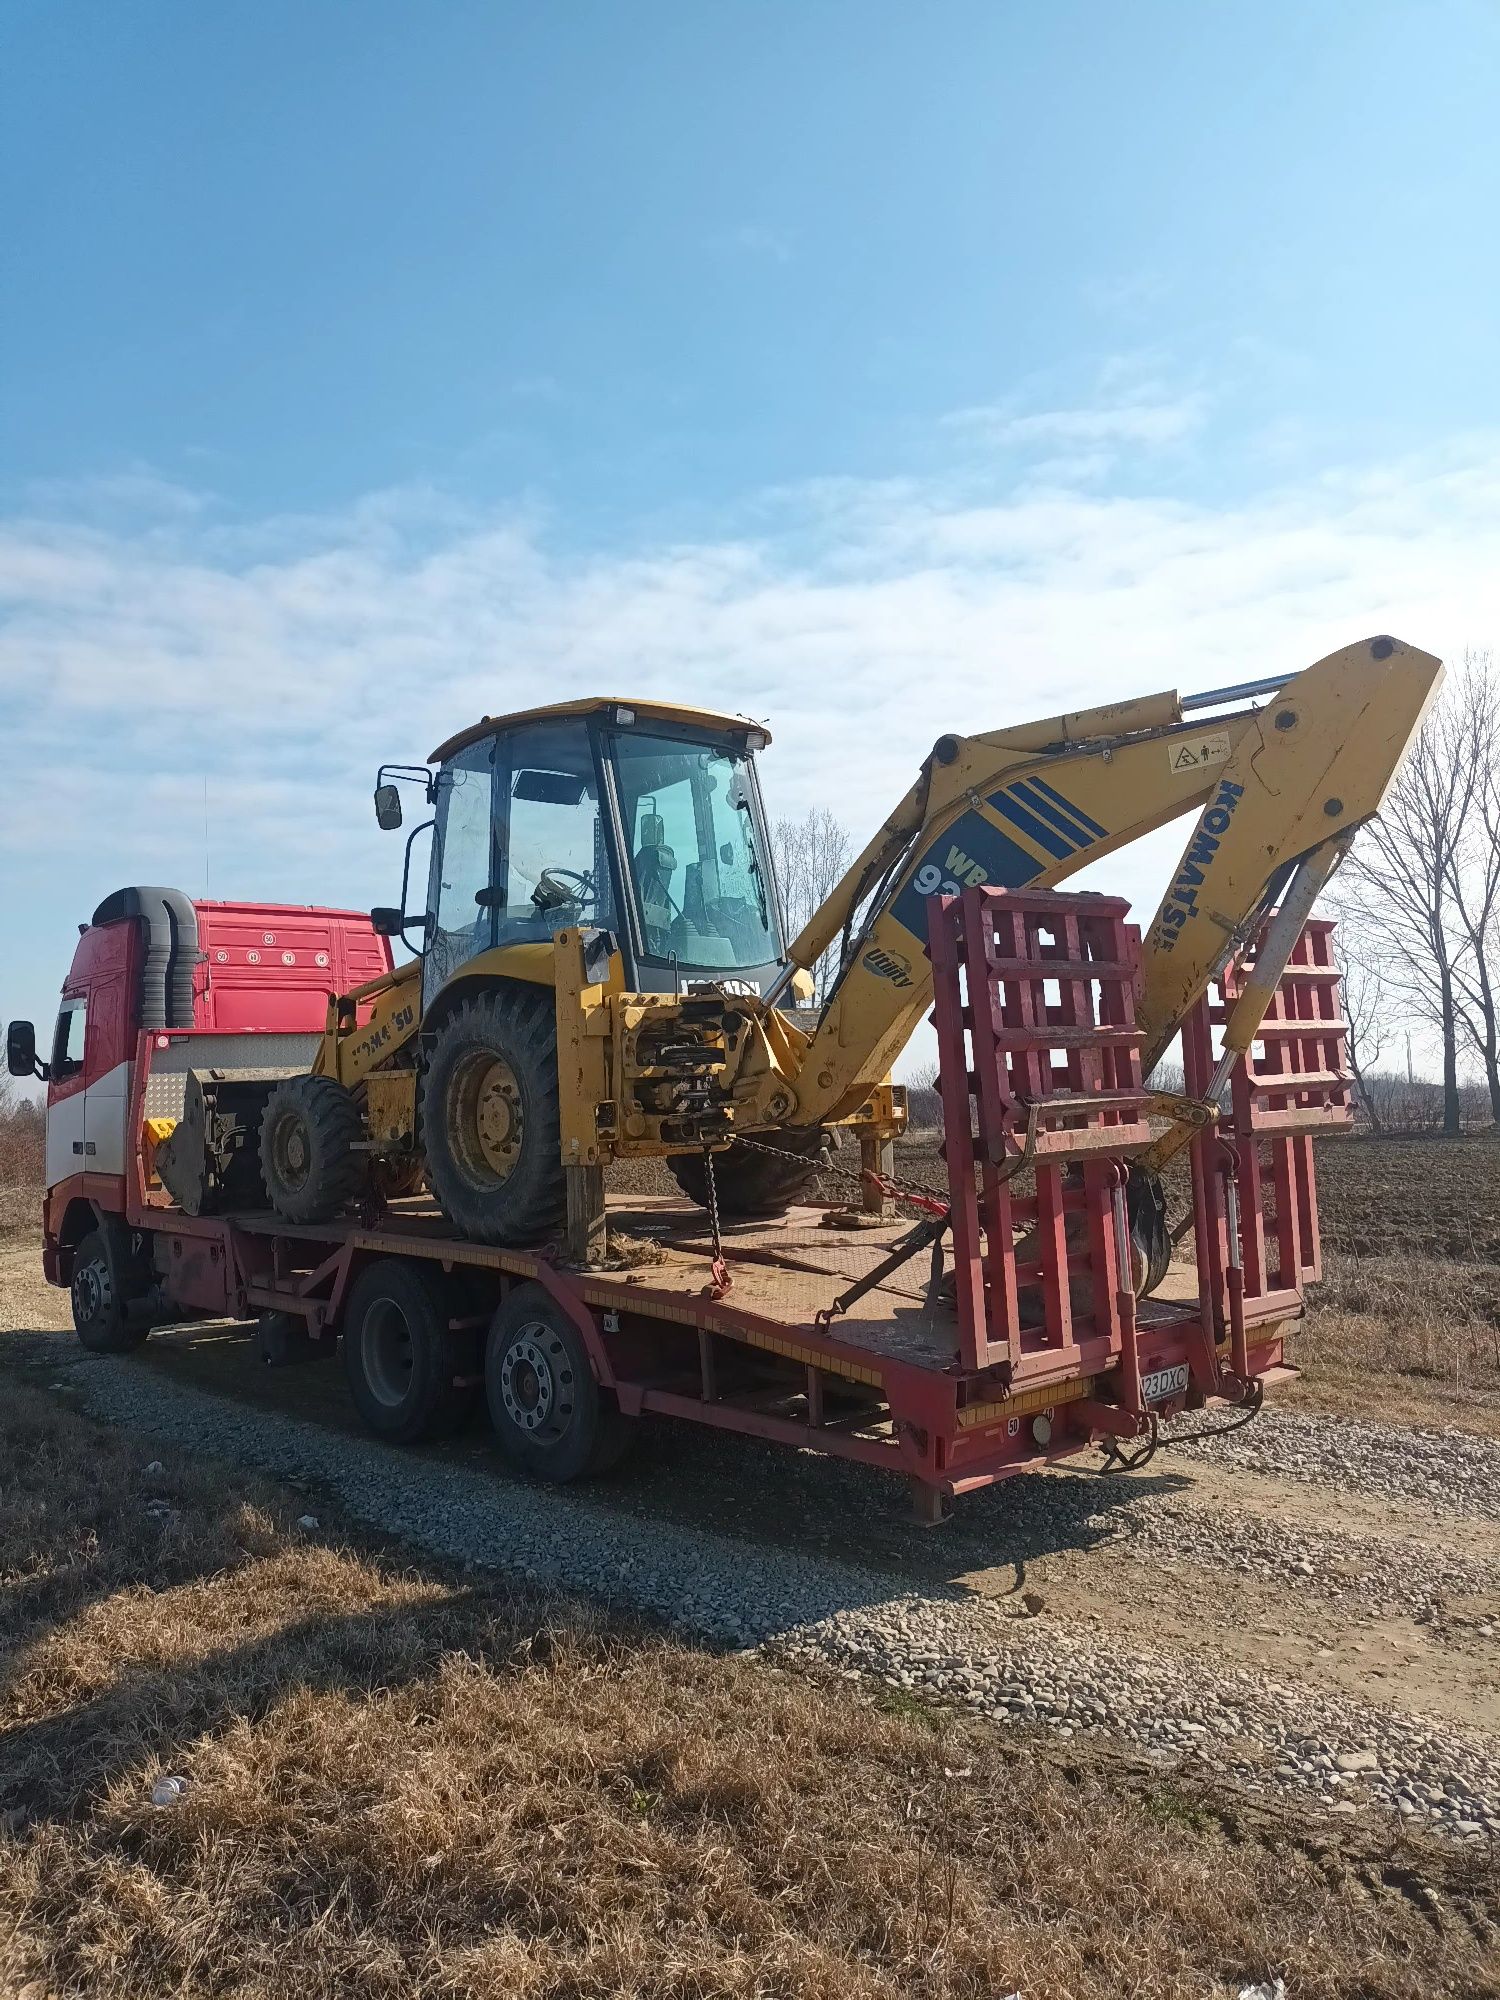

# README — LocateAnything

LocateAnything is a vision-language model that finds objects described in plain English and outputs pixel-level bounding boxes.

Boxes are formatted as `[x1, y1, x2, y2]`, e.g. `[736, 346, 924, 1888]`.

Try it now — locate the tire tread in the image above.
[421, 986, 565, 1244]
[259, 1074, 367, 1223]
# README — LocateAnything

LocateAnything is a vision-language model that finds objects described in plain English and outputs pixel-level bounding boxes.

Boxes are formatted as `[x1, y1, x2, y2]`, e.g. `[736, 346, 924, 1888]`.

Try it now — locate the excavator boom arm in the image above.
[763, 636, 1441, 1128]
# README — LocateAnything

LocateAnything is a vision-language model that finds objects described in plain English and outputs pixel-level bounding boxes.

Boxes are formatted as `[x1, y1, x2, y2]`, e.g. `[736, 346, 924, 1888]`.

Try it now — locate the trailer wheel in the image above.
[485, 1282, 633, 1481]
[260, 1074, 368, 1223]
[70, 1229, 149, 1353]
[667, 1126, 833, 1219]
[422, 988, 565, 1245]
[341, 1259, 479, 1444]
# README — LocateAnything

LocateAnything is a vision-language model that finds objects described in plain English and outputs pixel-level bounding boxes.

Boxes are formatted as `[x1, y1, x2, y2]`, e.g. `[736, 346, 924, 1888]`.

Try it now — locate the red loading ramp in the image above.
[929, 887, 1153, 1389]
[1184, 917, 1353, 1371]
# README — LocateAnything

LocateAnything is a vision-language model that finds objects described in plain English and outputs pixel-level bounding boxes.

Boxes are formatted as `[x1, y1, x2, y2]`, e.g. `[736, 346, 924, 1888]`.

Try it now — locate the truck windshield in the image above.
[609, 730, 781, 974]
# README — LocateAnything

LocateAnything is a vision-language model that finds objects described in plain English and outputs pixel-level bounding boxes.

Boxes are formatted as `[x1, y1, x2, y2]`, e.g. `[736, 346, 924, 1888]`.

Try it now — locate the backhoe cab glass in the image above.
[608, 728, 780, 976]
[424, 720, 618, 997]
[420, 713, 784, 999]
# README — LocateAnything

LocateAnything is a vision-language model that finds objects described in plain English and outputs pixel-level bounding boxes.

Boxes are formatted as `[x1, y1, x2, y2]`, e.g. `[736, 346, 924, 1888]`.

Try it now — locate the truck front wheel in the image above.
[70, 1229, 149, 1353]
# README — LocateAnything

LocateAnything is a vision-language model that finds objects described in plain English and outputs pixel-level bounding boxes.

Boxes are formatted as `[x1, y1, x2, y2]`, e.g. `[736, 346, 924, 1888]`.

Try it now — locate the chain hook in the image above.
[699, 1144, 732, 1298]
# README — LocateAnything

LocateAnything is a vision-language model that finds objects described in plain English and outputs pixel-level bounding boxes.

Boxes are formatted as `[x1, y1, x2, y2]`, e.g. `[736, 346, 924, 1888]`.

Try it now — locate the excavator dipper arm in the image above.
[764, 636, 1442, 1129]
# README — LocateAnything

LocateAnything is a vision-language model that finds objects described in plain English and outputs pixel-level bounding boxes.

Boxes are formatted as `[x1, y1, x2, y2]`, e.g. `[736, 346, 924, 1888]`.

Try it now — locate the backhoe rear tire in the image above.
[421, 987, 565, 1246]
[666, 1126, 833, 1220]
[259, 1074, 368, 1223]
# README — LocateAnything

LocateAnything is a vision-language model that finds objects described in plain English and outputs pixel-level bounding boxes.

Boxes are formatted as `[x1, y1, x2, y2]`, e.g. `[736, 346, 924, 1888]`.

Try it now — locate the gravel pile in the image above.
[1093, 1488, 1500, 1615]
[14, 1324, 1500, 1846]
[1167, 1405, 1500, 1519]
[780, 1598, 1500, 1843]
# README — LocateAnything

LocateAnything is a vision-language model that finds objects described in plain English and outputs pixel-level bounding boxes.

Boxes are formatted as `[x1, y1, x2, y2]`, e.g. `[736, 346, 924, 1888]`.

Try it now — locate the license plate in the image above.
[1141, 1362, 1189, 1403]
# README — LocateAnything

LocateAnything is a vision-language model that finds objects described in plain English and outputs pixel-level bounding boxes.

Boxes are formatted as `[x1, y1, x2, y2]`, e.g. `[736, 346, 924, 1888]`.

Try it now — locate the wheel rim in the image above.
[498, 1322, 574, 1444]
[73, 1255, 111, 1327]
[270, 1109, 312, 1194]
[363, 1296, 415, 1407]
[450, 1049, 524, 1184]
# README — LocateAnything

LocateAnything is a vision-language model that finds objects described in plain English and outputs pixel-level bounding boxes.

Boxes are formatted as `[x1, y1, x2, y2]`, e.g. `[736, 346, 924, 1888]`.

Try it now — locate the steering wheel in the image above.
[532, 865, 595, 910]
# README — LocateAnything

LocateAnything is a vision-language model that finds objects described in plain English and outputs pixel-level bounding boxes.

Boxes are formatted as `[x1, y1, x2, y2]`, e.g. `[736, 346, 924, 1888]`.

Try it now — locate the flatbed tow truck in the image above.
[13, 875, 1351, 1518]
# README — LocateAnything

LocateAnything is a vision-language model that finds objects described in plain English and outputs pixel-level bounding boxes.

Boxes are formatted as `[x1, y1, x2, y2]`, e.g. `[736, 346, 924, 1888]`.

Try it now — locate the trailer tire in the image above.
[667, 1126, 833, 1219]
[341, 1259, 479, 1444]
[70, 1229, 149, 1353]
[422, 988, 565, 1245]
[485, 1282, 633, 1481]
[260, 1074, 368, 1223]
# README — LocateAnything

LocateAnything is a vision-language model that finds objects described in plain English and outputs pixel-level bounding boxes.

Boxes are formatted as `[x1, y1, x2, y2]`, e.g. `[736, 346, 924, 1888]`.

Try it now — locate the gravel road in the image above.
[1183, 1404, 1500, 1520]
[5, 1240, 1500, 1846]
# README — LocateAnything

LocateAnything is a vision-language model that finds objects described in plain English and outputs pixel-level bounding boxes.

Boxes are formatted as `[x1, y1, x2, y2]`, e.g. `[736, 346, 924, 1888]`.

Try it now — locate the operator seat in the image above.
[634, 840, 677, 951]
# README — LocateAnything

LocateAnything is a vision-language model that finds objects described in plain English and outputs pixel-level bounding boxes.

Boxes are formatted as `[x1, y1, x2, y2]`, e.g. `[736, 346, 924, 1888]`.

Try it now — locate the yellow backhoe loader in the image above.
[251, 635, 1440, 1272]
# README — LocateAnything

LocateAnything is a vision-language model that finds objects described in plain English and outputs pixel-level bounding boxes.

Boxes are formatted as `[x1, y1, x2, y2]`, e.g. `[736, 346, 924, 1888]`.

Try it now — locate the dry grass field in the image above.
[4, 1117, 1500, 1994]
[1288, 1134, 1500, 1434]
[3, 1379, 1497, 2000]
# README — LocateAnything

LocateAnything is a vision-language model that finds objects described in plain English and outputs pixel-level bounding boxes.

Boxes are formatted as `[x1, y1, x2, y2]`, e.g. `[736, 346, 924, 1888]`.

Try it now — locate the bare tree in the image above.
[772, 807, 850, 1002]
[1343, 675, 1483, 1137]
[1443, 653, 1500, 1123]
[1332, 917, 1390, 1132]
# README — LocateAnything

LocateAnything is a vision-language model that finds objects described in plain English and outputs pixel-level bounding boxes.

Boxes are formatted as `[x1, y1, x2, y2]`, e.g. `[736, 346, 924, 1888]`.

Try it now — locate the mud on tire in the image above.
[421, 985, 565, 1246]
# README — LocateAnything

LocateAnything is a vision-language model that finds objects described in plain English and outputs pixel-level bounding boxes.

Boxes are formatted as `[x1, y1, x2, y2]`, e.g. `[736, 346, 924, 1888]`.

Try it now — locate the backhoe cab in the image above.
[253, 640, 1442, 1270]
[257, 698, 841, 1248]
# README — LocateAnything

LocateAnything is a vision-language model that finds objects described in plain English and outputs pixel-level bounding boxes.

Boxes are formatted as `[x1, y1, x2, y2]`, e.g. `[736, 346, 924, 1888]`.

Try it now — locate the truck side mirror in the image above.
[6, 1019, 38, 1078]
[370, 907, 405, 937]
[374, 784, 403, 831]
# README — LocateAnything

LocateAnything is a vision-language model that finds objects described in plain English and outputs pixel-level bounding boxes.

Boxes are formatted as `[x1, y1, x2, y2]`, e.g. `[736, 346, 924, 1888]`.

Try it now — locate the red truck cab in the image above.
[8, 885, 389, 1285]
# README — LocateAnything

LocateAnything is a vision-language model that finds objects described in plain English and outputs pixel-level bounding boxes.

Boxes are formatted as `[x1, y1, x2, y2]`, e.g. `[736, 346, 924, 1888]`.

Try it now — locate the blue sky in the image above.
[4, 0, 1500, 1056]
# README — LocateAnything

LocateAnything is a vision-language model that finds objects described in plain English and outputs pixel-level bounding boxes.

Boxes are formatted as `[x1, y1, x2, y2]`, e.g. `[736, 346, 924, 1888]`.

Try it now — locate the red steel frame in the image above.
[930, 887, 1151, 1394]
[1182, 917, 1353, 1380]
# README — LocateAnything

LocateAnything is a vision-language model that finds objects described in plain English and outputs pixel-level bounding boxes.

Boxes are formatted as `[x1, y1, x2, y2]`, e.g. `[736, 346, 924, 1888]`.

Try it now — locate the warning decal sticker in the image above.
[1168, 729, 1232, 774]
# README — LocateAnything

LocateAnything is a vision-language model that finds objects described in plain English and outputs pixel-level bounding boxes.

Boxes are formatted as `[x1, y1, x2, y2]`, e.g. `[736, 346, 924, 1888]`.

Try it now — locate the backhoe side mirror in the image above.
[374, 784, 403, 831]
[369, 907, 405, 938]
[6, 1019, 38, 1078]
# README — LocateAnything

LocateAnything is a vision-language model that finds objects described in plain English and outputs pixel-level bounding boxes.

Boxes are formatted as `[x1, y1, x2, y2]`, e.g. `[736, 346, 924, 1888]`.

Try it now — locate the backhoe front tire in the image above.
[421, 988, 565, 1246]
[259, 1074, 367, 1223]
[667, 1127, 833, 1220]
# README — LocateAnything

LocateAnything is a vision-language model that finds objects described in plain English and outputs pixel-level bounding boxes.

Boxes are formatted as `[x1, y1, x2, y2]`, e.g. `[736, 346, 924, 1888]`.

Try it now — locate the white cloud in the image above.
[945, 390, 1207, 453]
[3, 423, 1500, 1060]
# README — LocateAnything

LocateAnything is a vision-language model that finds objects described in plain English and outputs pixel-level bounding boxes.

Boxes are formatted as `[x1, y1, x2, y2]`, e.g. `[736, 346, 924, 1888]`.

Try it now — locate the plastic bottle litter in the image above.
[151, 1775, 189, 1807]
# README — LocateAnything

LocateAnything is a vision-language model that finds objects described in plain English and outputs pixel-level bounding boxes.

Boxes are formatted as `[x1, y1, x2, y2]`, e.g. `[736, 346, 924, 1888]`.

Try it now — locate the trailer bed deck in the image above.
[219, 1182, 1296, 1511]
